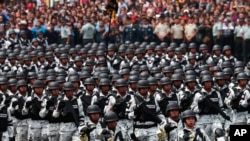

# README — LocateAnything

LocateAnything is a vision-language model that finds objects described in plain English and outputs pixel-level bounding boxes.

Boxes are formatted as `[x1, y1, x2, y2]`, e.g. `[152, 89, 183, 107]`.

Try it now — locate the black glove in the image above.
[46, 100, 54, 110]
[80, 126, 96, 135]
[12, 101, 18, 108]
[25, 101, 32, 108]
[102, 129, 112, 139]
[58, 101, 65, 110]
[164, 124, 177, 133]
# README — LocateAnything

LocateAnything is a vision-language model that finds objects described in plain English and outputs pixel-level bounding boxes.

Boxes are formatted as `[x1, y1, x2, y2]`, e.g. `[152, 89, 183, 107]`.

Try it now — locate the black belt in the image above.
[134, 124, 157, 129]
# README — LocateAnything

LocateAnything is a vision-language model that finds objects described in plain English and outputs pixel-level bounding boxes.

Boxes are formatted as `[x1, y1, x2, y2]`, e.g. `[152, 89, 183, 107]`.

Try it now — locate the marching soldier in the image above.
[156, 77, 178, 115]
[80, 78, 96, 113]
[162, 102, 183, 141]
[128, 79, 166, 141]
[177, 110, 211, 141]
[191, 75, 229, 140]
[79, 105, 103, 141]
[22, 80, 49, 141]
[8, 80, 30, 141]
[39, 82, 62, 141]
[53, 82, 85, 141]
[178, 75, 200, 112]
[5, 29, 18, 50]
[18, 30, 30, 48]
[225, 72, 250, 124]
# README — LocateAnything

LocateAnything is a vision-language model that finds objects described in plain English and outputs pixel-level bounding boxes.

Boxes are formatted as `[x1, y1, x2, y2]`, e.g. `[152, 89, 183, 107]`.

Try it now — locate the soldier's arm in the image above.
[224, 88, 235, 108]
[8, 97, 18, 114]
[39, 99, 49, 118]
[52, 100, 61, 118]
[104, 95, 116, 113]
[77, 98, 85, 124]
[22, 96, 32, 115]
[239, 90, 250, 108]
[190, 93, 202, 113]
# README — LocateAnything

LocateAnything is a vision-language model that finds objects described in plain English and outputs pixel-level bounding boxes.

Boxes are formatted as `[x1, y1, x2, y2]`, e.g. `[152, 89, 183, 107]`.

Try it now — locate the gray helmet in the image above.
[182, 110, 197, 122]
[8, 78, 17, 86]
[160, 77, 171, 85]
[63, 82, 74, 91]
[17, 80, 28, 88]
[163, 66, 174, 73]
[148, 77, 158, 85]
[120, 69, 130, 75]
[169, 42, 177, 48]
[46, 75, 56, 82]
[139, 72, 150, 80]
[104, 111, 118, 122]
[28, 72, 37, 79]
[47, 69, 57, 76]
[222, 68, 233, 75]
[45, 52, 54, 58]
[180, 43, 187, 49]
[68, 75, 80, 82]
[60, 53, 69, 59]
[166, 102, 180, 114]
[215, 72, 225, 80]
[80, 71, 91, 79]
[32, 80, 45, 88]
[199, 44, 208, 51]
[201, 75, 213, 84]
[7, 71, 16, 78]
[0, 76, 8, 84]
[115, 78, 128, 87]
[200, 70, 212, 77]
[171, 73, 182, 81]
[99, 78, 111, 86]
[185, 70, 196, 76]
[234, 67, 244, 75]
[139, 65, 149, 72]
[37, 73, 47, 80]
[234, 61, 245, 68]
[188, 42, 196, 49]
[129, 70, 139, 76]
[75, 56, 83, 62]
[185, 75, 197, 83]
[135, 48, 144, 54]
[107, 44, 116, 51]
[16, 72, 26, 80]
[212, 45, 221, 51]
[221, 61, 233, 69]
[137, 80, 149, 88]
[237, 72, 249, 81]
[56, 76, 66, 83]
[129, 75, 139, 83]
[223, 45, 231, 52]
[84, 78, 95, 85]
[150, 67, 160, 74]
[87, 105, 101, 115]
[155, 73, 164, 80]
[48, 81, 60, 90]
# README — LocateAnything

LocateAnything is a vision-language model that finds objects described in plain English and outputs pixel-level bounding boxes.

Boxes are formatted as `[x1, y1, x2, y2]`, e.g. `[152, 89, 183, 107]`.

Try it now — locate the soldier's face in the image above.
[117, 86, 127, 95]
[162, 84, 171, 92]
[65, 90, 74, 98]
[129, 83, 137, 90]
[203, 81, 213, 90]
[168, 109, 180, 119]
[100, 85, 110, 93]
[185, 117, 196, 128]
[238, 79, 248, 86]
[214, 50, 221, 56]
[149, 84, 157, 91]
[187, 81, 196, 89]
[139, 87, 149, 96]
[216, 79, 225, 86]
[72, 81, 80, 89]
[50, 89, 60, 97]
[34, 87, 44, 95]
[86, 84, 95, 91]
[89, 113, 100, 123]
[18, 85, 27, 93]
[106, 121, 117, 130]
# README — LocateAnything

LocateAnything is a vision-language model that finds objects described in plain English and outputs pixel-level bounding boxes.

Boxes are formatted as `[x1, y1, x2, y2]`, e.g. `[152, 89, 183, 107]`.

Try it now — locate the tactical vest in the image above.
[180, 90, 197, 112]
[47, 96, 61, 123]
[61, 99, 80, 123]
[0, 106, 8, 132]
[14, 95, 30, 120]
[81, 94, 92, 114]
[94, 93, 114, 114]
[200, 91, 220, 115]
[135, 95, 157, 122]
[158, 92, 178, 115]
[30, 97, 46, 120]
[231, 87, 248, 112]
[113, 95, 131, 119]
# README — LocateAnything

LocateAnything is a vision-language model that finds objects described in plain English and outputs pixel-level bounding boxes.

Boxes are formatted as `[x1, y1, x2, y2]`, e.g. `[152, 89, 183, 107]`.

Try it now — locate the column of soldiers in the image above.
[1, 39, 250, 141]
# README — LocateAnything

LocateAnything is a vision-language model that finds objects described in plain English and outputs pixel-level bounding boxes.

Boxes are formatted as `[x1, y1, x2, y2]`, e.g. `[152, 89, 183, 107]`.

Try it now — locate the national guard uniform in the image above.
[171, 73, 185, 94]
[39, 82, 62, 141]
[0, 94, 13, 141]
[159, 47, 175, 67]
[22, 80, 49, 141]
[206, 44, 222, 65]
[79, 105, 103, 141]
[68, 56, 84, 75]
[105, 78, 134, 138]
[217, 45, 237, 68]
[177, 110, 211, 141]
[139, 18, 154, 43]
[44, 52, 57, 71]
[162, 103, 183, 141]
[91, 78, 114, 114]
[101, 111, 130, 141]
[144, 45, 156, 69]
[5, 29, 18, 50]
[54, 54, 71, 73]
[191, 75, 228, 140]
[106, 44, 122, 71]
[178, 75, 200, 112]
[123, 18, 138, 43]
[170, 48, 187, 68]
[53, 82, 85, 141]
[17, 55, 38, 74]
[225, 72, 250, 124]
[131, 48, 147, 67]
[155, 77, 178, 115]
[18, 30, 31, 48]
[198, 44, 211, 66]
[128, 80, 166, 141]
[8, 80, 30, 141]
[0, 30, 6, 48]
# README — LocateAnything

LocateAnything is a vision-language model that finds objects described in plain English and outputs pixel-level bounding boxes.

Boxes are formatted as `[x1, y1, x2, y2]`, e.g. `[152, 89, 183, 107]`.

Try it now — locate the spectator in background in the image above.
[31, 21, 46, 38]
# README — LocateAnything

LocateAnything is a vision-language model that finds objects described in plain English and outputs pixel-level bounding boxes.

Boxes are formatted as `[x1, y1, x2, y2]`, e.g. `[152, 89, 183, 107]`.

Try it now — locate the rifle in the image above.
[203, 96, 231, 121]
[133, 94, 162, 124]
